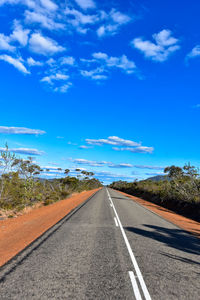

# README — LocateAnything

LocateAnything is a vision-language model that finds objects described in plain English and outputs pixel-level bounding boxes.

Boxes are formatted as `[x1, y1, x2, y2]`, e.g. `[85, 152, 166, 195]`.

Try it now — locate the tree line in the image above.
[0, 144, 102, 211]
[109, 164, 200, 222]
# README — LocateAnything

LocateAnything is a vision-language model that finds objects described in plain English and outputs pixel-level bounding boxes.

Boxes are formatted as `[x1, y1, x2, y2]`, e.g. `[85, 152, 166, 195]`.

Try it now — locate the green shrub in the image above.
[109, 164, 200, 222]
[0, 145, 102, 211]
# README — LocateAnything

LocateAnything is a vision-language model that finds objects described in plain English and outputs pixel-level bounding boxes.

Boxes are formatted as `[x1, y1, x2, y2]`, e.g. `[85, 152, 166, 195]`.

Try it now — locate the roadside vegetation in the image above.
[109, 164, 200, 222]
[0, 144, 102, 212]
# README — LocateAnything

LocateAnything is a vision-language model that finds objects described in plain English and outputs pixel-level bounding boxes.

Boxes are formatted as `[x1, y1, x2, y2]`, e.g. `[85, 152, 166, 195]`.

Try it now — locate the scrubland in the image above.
[109, 164, 200, 222]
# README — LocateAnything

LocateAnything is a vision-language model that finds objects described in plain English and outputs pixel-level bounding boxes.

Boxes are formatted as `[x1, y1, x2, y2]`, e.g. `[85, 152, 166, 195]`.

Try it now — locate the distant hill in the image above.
[145, 175, 170, 182]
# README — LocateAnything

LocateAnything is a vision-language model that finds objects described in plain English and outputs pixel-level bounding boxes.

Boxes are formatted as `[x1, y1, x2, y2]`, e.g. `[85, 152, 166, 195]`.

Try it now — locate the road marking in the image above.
[129, 271, 142, 300]
[110, 203, 113, 207]
[114, 217, 118, 227]
[106, 189, 151, 300]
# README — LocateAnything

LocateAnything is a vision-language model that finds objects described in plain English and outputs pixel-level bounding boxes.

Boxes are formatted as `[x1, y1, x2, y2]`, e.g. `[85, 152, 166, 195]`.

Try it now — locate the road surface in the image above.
[0, 188, 199, 299]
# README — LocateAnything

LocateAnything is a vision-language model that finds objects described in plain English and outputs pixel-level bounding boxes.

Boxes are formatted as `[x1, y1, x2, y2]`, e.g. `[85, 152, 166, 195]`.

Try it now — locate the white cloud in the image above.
[41, 73, 69, 84]
[0, 0, 57, 11]
[65, 8, 97, 25]
[0, 33, 16, 52]
[65, 7, 98, 34]
[56, 136, 64, 139]
[134, 165, 164, 170]
[54, 82, 72, 93]
[68, 141, 77, 145]
[0, 54, 30, 74]
[113, 146, 154, 154]
[40, 70, 72, 93]
[0, 0, 20, 6]
[70, 158, 133, 168]
[74, 0, 96, 10]
[27, 57, 43, 66]
[0, 126, 46, 134]
[29, 32, 65, 56]
[25, 10, 65, 30]
[46, 57, 56, 65]
[86, 136, 141, 147]
[80, 67, 107, 80]
[91, 74, 107, 80]
[0, 0, 136, 93]
[40, 0, 58, 11]
[145, 172, 164, 176]
[186, 45, 200, 61]
[109, 163, 133, 168]
[96, 26, 105, 37]
[80, 53, 137, 80]
[131, 29, 180, 62]
[79, 145, 92, 149]
[60, 56, 75, 66]
[92, 52, 136, 74]
[110, 9, 131, 25]
[97, 9, 131, 37]
[0, 147, 44, 155]
[91, 170, 137, 182]
[71, 158, 108, 167]
[10, 20, 30, 46]
[41, 165, 62, 170]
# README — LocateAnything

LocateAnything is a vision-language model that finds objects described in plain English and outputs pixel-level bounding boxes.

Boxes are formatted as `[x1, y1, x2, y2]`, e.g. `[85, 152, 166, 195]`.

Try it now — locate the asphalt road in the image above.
[0, 188, 199, 299]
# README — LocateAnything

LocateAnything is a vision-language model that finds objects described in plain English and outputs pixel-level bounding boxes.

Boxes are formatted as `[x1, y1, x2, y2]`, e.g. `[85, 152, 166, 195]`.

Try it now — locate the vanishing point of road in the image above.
[0, 188, 199, 299]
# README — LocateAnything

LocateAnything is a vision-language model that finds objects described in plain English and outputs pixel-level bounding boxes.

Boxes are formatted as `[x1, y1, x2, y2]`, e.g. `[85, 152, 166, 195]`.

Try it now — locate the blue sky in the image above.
[0, 0, 200, 183]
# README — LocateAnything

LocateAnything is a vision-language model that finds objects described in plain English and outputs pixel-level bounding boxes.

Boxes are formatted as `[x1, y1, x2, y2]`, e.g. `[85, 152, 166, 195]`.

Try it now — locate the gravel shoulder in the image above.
[115, 189, 200, 238]
[0, 189, 100, 267]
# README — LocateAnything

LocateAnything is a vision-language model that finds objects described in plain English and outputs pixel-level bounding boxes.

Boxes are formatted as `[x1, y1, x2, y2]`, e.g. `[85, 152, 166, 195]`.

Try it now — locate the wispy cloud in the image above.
[25, 10, 65, 31]
[54, 83, 72, 93]
[145, 172, 164, 176]
[10, 20, 30, 46]
[65, 7, 98, 34]
[60, 56, 75, 66]
[0, 33, 16, 52]
[80, 52, 138, 81]
[131, 29, 180, 62]
[80, 67, 107, 80]
[0, 126, 46, 135]
[41, 165, 63, 171]
[0, 0, 137, 92]
[70, 158, 109, 167]
[113, 146, 154, 154]
[41, 73, 69, 84]
[79, 145, 92, 149]
[0, 147, 44, 155]
[27, 57, 43, 67]
[186, 45, 200, 62]
[97, 9, 131, 37]
[134, 165, 164, 170]
[109, 163, 133, 168]
[86, 136, 141, 146]
[0, 55, 30, 74]
[93, 170, 137, 182]
[92, 52, 137, 74]
[70, 158, 133, 168]
[40, 71, 72, 92]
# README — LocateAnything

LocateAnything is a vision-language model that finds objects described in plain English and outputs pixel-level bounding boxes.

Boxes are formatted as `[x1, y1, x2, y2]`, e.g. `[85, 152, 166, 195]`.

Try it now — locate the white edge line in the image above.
[129, 271, 143, 300]
[107, 189, 151, 300]
[114, 217, 118, 227]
